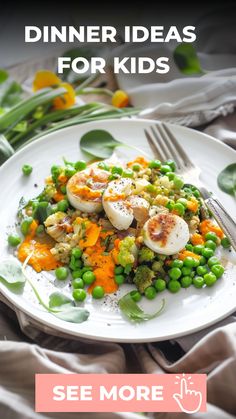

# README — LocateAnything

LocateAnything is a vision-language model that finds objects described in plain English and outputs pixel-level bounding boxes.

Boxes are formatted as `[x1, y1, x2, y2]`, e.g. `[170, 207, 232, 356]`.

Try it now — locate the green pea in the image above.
[173, 176, 184, 189]
[8, 234, 21, 247]
[115, 266, 124, 274]
[205, 240, 217, 251]
[75, 160, 87, 171]
[115, 274, 125, 285]
[205, 232, 218, 243]
[82, 271, 96, 285]
[65, 166, 76, 178]
[183, 257, 196, 268]
[181, 276, 192, 288]
[146, 184, 157, 194]
[221, 237, 231, 248]
[185, 244, 193, 251]
[164, 159, 176, 172]
[196, 265, 208, 276]
[204, 272, 217, 287]
[109, 174, 119, 181]
[167, 172, 175, 180]
[193, 189, 200, 198]
[169, 267, 182, 280]
[57, 199, 69, 212]
[193, 245, 204, 255]
[177, 198, 188, 207]
[160, 164, 172, 174]
[193, 258, 200, 268]
[73, 289, 86, 302]
[55, 267, 68, 281]
[173, 202, 185, 216]
[202, 248, 214, 259]
[144, 286, 157, 300]
[199, 255, 207, 265]
[92, 286, 105, 299]
[111, 166, 123, 175]
[72, 278, 84, 289]
[168, 280, 181, 293]
[130, 290, 142, 302]
[149, 160, 161, 169]
[22, 164, 33, 176]
[171, 259, 184, 269]
[182, 266, 192, 276]
[211, 264, 224, 278]
[72, 269, 83, 279]
[193, 276, 205, 288]
[123, 169, 134, 178]
[72, 247, 82, 259]
[154, 278, 166, 292]
[166, 200, 175, 211]
[132, 164, 141, 172]
[208, 256, 220, 268]
[21, 217, 33, 236]
[130, 290, 142, 303]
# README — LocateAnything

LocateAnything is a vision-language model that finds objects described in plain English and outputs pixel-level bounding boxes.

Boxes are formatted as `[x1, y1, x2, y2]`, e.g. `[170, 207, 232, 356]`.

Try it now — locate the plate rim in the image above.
[0, 118, 236, 343]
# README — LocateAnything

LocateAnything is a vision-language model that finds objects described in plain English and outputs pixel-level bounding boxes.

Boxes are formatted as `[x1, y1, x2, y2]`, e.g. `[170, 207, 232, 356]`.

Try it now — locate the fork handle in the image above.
[205, 196, 236, 251]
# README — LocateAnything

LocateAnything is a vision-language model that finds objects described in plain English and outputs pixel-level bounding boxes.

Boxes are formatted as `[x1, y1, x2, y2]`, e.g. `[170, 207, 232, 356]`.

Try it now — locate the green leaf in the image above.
[49, 292, 89, 323]
[49, 292, 74, 309]
[119, 292, 165, 322]
[217, 163, 236, 197]
[80, 129, 123, 159]
[0, 259, 26, 291]
[54, 306, 90, 323]
[0, 134, 14, 165]
[33, 201, 53, 224]
[173, 44, 204, 75]
[0, 69, 8, 84]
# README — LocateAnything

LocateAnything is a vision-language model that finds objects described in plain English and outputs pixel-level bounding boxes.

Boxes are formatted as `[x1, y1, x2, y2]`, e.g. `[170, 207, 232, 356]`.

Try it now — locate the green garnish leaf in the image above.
[173, 44, 204, 75]
[53, 306, 90, 323]
[33, 201, 53, 224]
[0, 134, 14, 165]
[119, 292, 165, 322]
[48, 291, 89, 323]
[0, 259, 26, 291]
[49, 291, 74, 309]
[80, 129, 124, 159]
[217, 163, 236, 197]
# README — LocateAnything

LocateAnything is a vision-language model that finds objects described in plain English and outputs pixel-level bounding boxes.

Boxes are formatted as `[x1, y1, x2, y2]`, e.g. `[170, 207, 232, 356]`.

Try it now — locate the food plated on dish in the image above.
[8, 150, 229, 320]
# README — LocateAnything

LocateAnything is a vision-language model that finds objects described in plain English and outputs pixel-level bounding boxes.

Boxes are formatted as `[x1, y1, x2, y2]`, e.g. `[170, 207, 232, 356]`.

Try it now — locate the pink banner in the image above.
[35, 373, 206, 413]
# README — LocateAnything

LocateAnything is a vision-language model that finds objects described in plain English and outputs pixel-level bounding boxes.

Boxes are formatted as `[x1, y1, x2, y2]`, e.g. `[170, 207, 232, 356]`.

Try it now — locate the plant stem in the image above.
[76, 87, 113, 97]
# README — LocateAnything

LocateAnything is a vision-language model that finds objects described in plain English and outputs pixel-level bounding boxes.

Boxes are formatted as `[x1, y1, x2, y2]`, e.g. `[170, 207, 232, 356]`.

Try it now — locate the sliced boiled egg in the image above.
[102, 178, 134, 230]
[67, 167, 110, 213]
[143, 213, 189, 255]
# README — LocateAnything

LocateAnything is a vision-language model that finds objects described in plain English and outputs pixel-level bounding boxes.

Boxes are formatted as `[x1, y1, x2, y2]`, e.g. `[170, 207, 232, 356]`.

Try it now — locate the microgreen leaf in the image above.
[0, 259, 26, 291]
[174, 44, 204, 75]
[119, 292, 165, 322]
[0, 69, 8, 84]
[49, 292, 74, 309]
[80, 129, 124, 159]
[217, 163, 236, 197]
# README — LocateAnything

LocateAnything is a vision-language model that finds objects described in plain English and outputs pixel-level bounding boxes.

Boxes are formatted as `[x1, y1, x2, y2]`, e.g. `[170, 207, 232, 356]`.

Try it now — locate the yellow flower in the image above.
[112, 90, 129, 108]
[33, 70, 76, 109]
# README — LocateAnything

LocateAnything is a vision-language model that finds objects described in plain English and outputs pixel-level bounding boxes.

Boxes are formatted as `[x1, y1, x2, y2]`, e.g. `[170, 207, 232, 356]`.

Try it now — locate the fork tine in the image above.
[144, 128, 166, 161]
[162, 123, 195, 168]
[150, 126, 169, 161]
[156, 124, 184, 170]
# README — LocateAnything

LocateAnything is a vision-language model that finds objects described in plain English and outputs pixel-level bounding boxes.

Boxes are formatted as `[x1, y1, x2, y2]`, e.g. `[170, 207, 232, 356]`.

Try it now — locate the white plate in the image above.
[0, 119, 236, 342]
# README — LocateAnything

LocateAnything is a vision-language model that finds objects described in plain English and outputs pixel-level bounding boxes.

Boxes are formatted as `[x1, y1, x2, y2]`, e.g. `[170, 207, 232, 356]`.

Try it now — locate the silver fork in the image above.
[144, 122, 236, 251]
